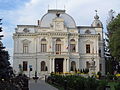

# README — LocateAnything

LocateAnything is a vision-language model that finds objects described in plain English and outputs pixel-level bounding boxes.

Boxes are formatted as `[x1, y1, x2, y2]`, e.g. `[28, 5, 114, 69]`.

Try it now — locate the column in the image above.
[67, 59, 69, 72]
[63, 59, 67, 72]
[49, 59, 51, 73]
[52, 58, 55, 72]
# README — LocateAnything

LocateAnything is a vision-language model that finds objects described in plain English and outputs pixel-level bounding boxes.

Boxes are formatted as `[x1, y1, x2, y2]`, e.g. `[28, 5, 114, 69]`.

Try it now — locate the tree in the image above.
[107, 14, 120, 60]
[0, 19, 13, 80]
[106, 12, 120, 74]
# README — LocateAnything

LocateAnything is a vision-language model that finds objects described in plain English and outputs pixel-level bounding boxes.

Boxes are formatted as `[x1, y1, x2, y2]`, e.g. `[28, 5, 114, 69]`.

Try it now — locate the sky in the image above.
[0, 0, 120, 66]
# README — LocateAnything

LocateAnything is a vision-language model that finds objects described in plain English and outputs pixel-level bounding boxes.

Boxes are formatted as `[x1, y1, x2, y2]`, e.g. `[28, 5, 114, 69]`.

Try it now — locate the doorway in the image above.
[55, 58, 64, 73]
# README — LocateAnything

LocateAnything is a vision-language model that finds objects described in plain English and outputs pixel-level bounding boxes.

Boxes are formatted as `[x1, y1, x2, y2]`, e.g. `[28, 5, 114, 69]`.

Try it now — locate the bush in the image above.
[115, 82, 120, 90]
[107, 73, 114, 80]
[47, 75, 100, 90]
[97, 80, 108, 90]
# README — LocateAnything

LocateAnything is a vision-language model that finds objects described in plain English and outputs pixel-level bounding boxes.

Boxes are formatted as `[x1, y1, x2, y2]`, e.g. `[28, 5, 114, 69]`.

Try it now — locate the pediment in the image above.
[22, 39, 31, 44]
[84, 40, 93, 43]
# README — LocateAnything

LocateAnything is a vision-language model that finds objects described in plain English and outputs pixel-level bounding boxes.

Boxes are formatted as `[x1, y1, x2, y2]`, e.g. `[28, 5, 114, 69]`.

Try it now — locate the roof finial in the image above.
[94, 10, 99, 20]
[95, 10, 97, 15]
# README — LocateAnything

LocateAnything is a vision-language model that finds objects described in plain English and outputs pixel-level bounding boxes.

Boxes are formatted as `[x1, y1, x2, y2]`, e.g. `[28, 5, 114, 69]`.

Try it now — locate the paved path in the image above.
[29, 79, 58, 90]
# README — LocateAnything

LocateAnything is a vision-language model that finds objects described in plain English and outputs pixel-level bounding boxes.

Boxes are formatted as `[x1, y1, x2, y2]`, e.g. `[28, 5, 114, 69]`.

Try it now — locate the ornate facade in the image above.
[13, 9, 105, 77]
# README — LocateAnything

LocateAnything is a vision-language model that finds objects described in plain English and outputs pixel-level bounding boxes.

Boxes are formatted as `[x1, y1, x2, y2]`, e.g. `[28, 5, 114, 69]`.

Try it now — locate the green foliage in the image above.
[48, 75, 100, 90]
[107, 14, 120, 60]
[98, 80, 108, 90]
[0, 19, 13, 80]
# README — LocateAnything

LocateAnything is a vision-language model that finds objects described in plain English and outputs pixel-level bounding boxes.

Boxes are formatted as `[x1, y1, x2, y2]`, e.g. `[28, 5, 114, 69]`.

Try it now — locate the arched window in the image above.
[71, 61, 76, 71]
[41, 61, 46, 71]
[86, 61, 90, 69]
[56, 38, 61, 54]
[41, 38, 47, 52]
[70, 39, 76, 52]
[98, 33, 101, 40]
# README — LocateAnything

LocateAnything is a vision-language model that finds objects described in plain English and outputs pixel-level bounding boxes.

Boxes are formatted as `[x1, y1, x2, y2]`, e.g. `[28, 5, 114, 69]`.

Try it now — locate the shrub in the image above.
[97, 80, 108, 90]
[47, 75, 100, 90]
[115, 82, 120, 90]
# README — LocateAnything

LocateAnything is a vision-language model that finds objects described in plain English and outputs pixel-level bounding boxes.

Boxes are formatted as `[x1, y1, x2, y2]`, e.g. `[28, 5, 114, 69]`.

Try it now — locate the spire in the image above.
[94, 10, 99, 20]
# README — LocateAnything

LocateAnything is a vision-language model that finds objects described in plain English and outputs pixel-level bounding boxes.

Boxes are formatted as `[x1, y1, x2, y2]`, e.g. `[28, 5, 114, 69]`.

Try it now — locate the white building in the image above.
[13, 9, 105, 77]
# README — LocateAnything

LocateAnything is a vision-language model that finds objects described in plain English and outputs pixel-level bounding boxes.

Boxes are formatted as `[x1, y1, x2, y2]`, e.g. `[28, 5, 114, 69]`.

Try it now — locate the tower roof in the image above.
[91, 11, 103, 27]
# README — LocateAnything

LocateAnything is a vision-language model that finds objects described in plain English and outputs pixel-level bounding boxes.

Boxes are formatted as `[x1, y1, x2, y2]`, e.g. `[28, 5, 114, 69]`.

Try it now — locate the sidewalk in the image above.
[29, 79, 58, 90]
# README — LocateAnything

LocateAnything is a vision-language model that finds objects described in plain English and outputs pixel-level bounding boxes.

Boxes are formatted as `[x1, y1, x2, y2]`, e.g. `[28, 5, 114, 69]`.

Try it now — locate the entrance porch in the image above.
[49, 58, 70, 73]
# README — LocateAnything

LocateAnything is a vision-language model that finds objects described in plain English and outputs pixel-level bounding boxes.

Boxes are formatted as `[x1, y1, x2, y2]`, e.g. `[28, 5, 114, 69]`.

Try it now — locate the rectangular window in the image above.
[41, 44, 47, 52]
[23, 61, 28, 71]
[23, 44, 28, 53]
[56, 44, 61, 54]
[86, 44, 90, 53]
[70, 44, 76, 52]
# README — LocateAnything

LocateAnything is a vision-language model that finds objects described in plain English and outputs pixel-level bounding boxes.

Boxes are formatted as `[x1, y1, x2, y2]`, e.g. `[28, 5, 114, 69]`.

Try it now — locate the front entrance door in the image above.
[55, 58, 63, 73]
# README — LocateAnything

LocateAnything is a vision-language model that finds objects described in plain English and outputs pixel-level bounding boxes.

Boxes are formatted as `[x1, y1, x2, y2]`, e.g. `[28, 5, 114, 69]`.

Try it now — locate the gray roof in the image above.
[40, 9, 76, 28]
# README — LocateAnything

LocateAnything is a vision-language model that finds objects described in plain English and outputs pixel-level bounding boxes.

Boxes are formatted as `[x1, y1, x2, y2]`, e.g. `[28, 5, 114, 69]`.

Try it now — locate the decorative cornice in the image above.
[13, 32, 79, 37]
[80, 34, 99, 38]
